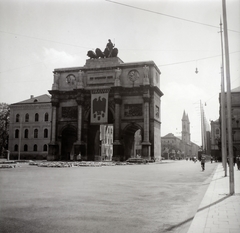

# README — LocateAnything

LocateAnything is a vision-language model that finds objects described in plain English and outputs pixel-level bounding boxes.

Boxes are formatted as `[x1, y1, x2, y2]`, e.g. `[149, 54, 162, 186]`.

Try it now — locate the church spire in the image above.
[182, 110, 187, 120]
[182, 110, 191, 144]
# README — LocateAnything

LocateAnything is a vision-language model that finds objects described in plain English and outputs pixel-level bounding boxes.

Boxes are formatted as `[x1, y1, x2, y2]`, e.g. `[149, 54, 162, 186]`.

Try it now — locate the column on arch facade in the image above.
[48, 98, 59, 161]
[112, 87, 123, 161]
[114, 96, 121, 143]
[74, 93, 84, 157]
[76, 95, 84, 143]
[141, 86, 151, 160]
[143, 95, 150, 143]
[50, 99, 58, 143]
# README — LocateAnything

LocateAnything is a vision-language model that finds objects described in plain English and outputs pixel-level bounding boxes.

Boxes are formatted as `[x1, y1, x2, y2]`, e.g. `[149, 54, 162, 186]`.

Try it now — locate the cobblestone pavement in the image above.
[187, 164, 240, 233]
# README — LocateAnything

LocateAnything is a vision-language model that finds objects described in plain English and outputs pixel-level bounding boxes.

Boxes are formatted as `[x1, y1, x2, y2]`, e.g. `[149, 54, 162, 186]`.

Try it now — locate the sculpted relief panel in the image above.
[124, 104, 142, 117]
[62, 107, 77, 119]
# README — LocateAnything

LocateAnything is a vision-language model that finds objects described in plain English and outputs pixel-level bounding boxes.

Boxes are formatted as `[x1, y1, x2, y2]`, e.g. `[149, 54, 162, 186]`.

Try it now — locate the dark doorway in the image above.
[61, 126, 77, 160]
[87, 125, 100, 161]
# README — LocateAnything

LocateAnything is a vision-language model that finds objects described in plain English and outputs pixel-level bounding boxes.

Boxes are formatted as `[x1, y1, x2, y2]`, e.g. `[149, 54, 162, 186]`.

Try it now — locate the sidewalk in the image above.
[187, 163, 240, 233]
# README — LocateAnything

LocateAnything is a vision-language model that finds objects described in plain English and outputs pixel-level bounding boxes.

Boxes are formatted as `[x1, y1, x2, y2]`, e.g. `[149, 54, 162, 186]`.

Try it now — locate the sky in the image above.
[0, 0, 239, 146]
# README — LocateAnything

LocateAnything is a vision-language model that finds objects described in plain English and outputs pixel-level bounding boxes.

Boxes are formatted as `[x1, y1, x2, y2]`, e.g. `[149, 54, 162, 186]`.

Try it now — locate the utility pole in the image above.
[222, 0, 234, 195]
[220, 18, 227, 177]
[200, 100, 203, 153]
[200, 100, 206, 154]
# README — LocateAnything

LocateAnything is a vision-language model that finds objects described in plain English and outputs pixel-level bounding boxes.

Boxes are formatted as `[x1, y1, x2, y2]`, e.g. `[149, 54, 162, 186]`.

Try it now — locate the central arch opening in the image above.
[86, 109, 114, 161]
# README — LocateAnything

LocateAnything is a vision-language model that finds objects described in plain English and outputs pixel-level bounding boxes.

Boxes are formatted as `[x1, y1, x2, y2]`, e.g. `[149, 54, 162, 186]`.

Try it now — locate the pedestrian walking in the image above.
[201, 155, 206, 171]
[236, 155, 240, 170]
[210, 156, 213, 163]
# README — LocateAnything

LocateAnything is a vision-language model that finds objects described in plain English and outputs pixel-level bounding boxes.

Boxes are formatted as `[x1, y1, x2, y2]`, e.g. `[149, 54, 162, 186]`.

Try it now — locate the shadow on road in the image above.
[162, 194, 231, 232]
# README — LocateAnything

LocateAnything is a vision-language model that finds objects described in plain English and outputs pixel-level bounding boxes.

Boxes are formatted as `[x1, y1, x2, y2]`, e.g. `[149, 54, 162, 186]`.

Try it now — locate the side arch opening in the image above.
[122, 124, 142, 161]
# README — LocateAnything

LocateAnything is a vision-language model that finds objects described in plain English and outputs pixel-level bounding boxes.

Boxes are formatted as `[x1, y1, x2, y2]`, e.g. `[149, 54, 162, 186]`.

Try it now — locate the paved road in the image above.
[0, 160, 217, 233]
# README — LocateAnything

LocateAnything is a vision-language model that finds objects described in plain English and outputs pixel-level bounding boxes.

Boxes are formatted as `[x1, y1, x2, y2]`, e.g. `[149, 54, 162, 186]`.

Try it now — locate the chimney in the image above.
[30, 95, 34, 99]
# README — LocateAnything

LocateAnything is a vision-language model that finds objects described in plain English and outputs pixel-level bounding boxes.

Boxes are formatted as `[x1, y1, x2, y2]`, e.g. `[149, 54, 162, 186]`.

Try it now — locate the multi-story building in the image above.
[8, 94, 51, 160]
[219, 86, 240, 159]
[210, 119, 221, 160]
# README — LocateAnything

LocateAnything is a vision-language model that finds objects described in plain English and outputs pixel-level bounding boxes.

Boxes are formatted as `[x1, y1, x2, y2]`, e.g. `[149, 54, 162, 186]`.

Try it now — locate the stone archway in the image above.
[48, 57, 163, 162]
[61, 126, 77, 160]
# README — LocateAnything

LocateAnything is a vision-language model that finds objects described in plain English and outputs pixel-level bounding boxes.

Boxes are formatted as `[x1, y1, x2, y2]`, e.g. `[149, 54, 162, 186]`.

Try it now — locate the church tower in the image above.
[182, 110, 191, 144]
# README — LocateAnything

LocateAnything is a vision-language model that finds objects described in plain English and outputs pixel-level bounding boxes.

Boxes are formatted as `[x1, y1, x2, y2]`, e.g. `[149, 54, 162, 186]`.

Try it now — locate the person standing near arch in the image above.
[201, 155, 206, 171]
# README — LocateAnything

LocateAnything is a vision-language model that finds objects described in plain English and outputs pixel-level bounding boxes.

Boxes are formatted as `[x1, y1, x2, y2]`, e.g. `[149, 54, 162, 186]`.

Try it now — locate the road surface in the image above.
[0, 160, 217, 233]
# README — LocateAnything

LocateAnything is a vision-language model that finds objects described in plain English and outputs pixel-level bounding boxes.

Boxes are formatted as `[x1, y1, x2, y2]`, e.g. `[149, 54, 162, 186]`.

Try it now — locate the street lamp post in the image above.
[219, 18, 227, 177]
[222, 0, 234, 195]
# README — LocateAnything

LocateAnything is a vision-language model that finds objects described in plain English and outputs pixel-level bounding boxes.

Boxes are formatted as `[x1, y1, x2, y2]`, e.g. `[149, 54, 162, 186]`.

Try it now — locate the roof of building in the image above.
[162, 133, 175, 138]
[11, 94, 51, 105]
[162, 133, 181, 140]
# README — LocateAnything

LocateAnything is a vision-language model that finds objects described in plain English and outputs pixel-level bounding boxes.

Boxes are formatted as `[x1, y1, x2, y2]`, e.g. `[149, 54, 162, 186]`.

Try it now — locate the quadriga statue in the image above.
[87, 39, 118, 59]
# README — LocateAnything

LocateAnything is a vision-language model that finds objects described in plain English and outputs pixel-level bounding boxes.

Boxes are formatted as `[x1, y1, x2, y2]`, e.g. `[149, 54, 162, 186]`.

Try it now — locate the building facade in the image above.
[210, 119, 221, 160]
[48, 56, 163, 161]
[161, 111, 200, 159]
[161, 133, 183, 159]
[8, 95, 52, 160]
[219, 86, 240, 159]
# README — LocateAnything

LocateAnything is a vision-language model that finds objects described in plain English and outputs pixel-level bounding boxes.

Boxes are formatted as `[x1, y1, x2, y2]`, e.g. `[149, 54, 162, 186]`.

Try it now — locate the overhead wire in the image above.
[159, 51, 239, 67]
[0, 30, 91, 49]
[1, 1, 239, 74]
[105, 0, 240, 33]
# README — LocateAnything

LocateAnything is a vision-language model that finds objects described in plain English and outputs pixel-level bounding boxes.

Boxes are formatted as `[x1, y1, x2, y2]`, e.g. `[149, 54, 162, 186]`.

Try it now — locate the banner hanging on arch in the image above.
[90, 89, 109, 124]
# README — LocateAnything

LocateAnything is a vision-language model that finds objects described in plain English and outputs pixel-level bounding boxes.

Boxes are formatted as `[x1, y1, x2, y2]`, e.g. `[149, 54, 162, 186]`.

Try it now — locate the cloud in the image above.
[42, 47, 83, 68]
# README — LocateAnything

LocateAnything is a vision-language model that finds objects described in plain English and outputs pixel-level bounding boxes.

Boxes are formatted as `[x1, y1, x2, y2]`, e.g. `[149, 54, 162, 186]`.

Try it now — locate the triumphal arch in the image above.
[48, 45, 163, 161]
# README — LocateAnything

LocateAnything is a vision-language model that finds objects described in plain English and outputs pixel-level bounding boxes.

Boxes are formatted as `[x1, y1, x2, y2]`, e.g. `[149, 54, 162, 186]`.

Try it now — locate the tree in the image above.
[0, 103, 10, 157]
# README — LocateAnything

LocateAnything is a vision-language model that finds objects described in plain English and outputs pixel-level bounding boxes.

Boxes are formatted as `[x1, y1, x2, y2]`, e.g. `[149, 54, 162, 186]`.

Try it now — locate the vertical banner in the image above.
[91, 90, 109, 124]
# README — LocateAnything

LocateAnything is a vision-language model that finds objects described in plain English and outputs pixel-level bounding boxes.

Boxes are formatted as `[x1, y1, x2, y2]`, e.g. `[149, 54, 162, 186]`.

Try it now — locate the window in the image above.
[216, 129, 220, 134]
[25, 113, 29, 122]
[43, 144, 48, 151]
[35, 113, 39, 122]
[15, 129, 19, 138]
[24, 144, 28, 151]
[16, 114, 20, 122]
[14, 144, 18, 151]
[44, 113, 49, 122]
[33, 144, 37, 151]
[34, 129, 38, 138]
[44, 129, 48, 138]
[24, 129, 28, 138]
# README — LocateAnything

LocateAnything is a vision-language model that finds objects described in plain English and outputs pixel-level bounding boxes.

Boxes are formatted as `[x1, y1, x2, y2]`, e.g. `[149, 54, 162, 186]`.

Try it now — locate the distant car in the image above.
[126, 158, 148, 164]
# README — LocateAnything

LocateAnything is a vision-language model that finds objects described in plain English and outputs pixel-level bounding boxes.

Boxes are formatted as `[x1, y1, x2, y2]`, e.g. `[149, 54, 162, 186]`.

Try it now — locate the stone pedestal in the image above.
[141, 142, 151, 160]
[47, 142, 59, 161]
